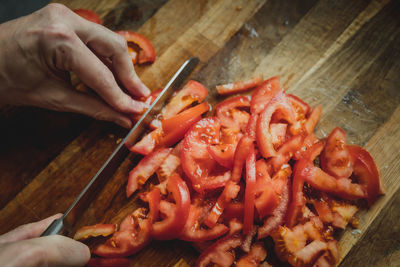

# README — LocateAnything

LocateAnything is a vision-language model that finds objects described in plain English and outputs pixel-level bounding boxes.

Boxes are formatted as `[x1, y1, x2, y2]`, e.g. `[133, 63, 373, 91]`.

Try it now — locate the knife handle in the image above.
[40, 217, 64, 236]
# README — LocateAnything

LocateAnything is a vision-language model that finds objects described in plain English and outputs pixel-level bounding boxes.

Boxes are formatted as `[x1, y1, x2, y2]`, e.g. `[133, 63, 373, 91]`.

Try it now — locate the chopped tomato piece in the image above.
[73, 9, 102, 24]
[162, 80, 208, 119]
[270, 123, 287, 147]
[151, 173, 190, 240]
[73, 224, 116, 241]
[126, 148, 172, 197]
[162, 102, 209, 133]
[243, 144, 256, 234]
[156, 153, 181, 182]
[287, 94, 310, 119]
[268, 135, 303, 173]
[195, 234, 242, 267]
[115, 31, 156, 64]
[215, 96, 251, 132]
[304, 105, 322, 135]
[231, 134, 254, 182]
[129, 128, 163, 155]
[216, 75, 263, 95]
[321, 127, 353, 179]
[251, 76, 281, 114]
[236, 242, 267, 267]
[207, 143, 236, 169]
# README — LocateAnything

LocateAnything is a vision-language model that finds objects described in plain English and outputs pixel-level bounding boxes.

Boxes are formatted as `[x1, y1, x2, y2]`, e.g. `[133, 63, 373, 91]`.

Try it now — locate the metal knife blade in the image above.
[41, 57, 200, 236]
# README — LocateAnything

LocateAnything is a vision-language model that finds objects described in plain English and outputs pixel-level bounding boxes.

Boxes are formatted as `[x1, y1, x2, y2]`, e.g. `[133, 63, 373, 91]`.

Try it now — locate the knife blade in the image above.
[41, 57, 200, 236]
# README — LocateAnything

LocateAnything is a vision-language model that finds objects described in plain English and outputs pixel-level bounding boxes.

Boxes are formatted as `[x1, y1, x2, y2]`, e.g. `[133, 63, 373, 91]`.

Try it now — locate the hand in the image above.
[0, 3, 151, 128]
[0, 214, 90, 267]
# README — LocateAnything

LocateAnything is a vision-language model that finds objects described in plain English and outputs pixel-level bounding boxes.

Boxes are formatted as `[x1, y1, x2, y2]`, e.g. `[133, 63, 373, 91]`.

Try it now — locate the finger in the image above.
[69, 12, 151, 97]
[44, 28, 146, 115]
[0, 235, 90, 267]
[0, 214, 62, 244]
[32, 81, 137, 128]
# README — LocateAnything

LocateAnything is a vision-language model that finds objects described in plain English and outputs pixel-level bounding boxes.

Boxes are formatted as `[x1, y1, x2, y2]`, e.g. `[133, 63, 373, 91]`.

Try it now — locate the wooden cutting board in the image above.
[0, 0, 399, 266]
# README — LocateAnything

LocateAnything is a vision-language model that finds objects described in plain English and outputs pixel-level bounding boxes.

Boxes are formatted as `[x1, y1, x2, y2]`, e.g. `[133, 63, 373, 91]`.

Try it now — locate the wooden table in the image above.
[1, 0, 399, 266]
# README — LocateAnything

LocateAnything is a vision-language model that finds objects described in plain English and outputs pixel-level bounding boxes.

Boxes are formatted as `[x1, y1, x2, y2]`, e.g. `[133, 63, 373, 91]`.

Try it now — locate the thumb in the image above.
[0, 213, 62, 244]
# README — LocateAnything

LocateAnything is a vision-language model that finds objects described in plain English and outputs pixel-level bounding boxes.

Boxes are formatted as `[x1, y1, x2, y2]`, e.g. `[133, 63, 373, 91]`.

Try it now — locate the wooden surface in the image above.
[1, 0, 399, 266]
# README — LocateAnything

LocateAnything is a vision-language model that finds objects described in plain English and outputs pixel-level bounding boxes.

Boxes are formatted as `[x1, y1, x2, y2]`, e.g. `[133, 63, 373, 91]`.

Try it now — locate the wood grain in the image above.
[0, 0, 399, 266]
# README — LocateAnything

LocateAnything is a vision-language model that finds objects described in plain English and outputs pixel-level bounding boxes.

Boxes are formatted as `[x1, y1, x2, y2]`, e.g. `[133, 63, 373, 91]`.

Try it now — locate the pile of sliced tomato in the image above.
[74, 75, 383, 267]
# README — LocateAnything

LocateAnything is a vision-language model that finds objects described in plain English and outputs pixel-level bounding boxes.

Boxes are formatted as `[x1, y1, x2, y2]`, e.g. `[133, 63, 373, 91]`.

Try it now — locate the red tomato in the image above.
[268, 135, 303, 173]
[216, 75, 263, 95]
[231, 135, 254, 182]
[270, 123, 288, 147]
[73, 224, 116, 241]
[161, 80, 208, 119]
[250, 76, 281, 114]
[321, 127, 353, 179]
[126, 148, 172, 197]
[151, 173, 190, 240]
[245, 114, 258, 138]
[287, 94, 310, 119]
[256, 91, 295, 158]
[87, 258, 130, 267]
[93, 208, 151, 257]
[348, 145, 383, 205]
[181, 117, 231, 192]
[236, 242, 267, 267]
[129, 128, 163, 155]
[195, 234, 243, 267]
[304, 104, 322, 135]
[180, 204, 229, 242]
[115, 31, 156, 64]
[243, 145, 256, 234]
[73, 9, 102, 24]
[215, 96, 251, 132]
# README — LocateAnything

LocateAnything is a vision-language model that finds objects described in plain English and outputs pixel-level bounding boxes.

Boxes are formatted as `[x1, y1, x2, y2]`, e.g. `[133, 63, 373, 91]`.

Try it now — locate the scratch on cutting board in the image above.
[244, 23, 259, 38]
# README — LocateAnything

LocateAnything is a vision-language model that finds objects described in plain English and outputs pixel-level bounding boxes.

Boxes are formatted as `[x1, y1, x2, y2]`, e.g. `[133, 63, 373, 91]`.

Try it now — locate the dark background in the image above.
[0, 0, 49, 23]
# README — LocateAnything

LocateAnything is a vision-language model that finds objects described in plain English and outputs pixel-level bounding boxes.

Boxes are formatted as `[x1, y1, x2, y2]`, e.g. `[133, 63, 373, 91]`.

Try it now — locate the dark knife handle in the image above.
[40, 217, 64, 236]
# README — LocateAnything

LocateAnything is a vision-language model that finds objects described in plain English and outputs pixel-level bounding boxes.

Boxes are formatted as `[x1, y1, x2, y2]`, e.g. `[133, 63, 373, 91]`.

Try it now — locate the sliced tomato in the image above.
[73, 9, 102, 24]
[243, 144, 256, 234]
[287, 94, 310, 119]
[156, 153, 181, 183]
[180, 204, 229, 242]
[215, 96, 251, 132]
[293, 133, 319, 160]
[115, 31, 156, 64]
[231, 135, 254, 182]
[268, 135, 303, 173]
[204, 181, 240, 228]
[236, 242, 267, 267]
[246, 114, 258, 138]
[129, 128, 163, 155]
[251, 76, 281, 114]
[207, 143, 236, 169]
[93, 208, 151, 258]
[256, 91, 295, 158]
[270, 123, 287, 147]
[216, 75, 263, 95]
[181, 117, 231, 192]
[73, 224, 116, 241]
[224, 202, 244, 221]
[126, 148, 172, 197]
[195, 234, 242, 267]
[348, 145, 383, 205]
[86, 258, 130, 267]
[321, 127, 353, 179]
[162, 80, 208, 119]
[162, 102, 209, 133]
[304, 105, 322, 135]
[151, 173, 190, 240]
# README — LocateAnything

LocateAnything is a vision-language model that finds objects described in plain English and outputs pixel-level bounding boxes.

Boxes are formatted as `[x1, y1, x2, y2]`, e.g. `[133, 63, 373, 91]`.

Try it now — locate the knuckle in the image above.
[114, 34, 128, 51]
[42, 3, 71, 18]
[41, 24, 75, 43]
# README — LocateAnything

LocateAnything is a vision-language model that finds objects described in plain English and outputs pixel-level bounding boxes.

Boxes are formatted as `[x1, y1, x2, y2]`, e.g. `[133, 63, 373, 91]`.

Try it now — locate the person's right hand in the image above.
[0, 214, 90, 267]
[0, 3, 151, 128]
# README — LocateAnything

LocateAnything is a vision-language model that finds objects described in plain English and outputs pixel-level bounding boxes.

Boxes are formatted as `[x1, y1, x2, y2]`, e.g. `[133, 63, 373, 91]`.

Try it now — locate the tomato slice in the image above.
[126, 148, 172, 197]
[243, 144, 256, 234]
[215, 96, 251, 132]
[73, 224, 116, 241]
[87, 258, 130, 267]
[304, 105, 322, 135]
[129, 128, 163, 155]
[162, 80, 208, 119]
[251, 76, 281, 114]
[270, 123, 287, 148]
[195, 234, 242, 267]
[93, 208, 151, 258]
[162, 102, 209, 133]
[204, 181, 240, 228]
[115, 31, 156, 64]
[181, 117, 231, 192]
[287, 94, 310, 119]
[73, 9, 102, 24]
[151, 173, 190, 240]
[231, 134, 254, 182]
[216, 75, 263, 95]
[180, 204, 229, 242]
[256, 91, 295, 158]
[321, 127, 353, 179]
[268, 135, 303, 173]
[246, 114, 258, 138]
[236, 242, 267, 267]
[348, 145, 383, 205]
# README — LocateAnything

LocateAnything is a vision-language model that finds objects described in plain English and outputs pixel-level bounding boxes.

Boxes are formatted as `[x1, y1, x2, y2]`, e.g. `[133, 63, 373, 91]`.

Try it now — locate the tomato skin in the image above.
[256, 91, 295, 158]
[287, 94, 310, 118]
[216, 75, 263, 95]
[129, 128, 163, 155]
[73, 9, 102, 24]
[73, 224, 116, 241]
[215, 96, 251, 132]
[321, 127, 353, 179]
[268, 135, 303, 173]
[304, 105, 322, 135]
[115, 31, 156, 64]
[162, 102, 209, 133]
[251, 76, 281, 114]
[126, 148, 172, 197]
[243, 144, 256, 234]
[231, 135, 254, 182]
[348, 145, 383, 205]
[151, 173, 191, 240]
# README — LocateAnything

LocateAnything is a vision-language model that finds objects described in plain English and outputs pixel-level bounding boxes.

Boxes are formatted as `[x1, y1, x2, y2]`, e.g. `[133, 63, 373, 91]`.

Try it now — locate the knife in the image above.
[41, 57, 200, 236]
